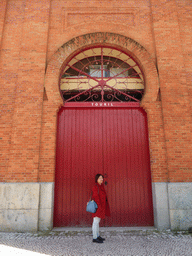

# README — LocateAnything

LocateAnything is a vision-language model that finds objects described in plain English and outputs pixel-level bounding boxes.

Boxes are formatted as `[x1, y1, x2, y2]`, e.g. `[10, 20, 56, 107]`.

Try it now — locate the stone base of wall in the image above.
[39, 182, 54, 231]
[152, 182, 170, 230]
[168, 183, 192, 230]
[152, 182, 192, 231]
[0, 182, 191, 232]
[0, 182, 54, 232]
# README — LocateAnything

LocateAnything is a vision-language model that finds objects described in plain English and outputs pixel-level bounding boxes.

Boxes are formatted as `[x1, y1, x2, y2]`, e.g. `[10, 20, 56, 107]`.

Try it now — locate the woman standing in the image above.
[92, 174, 110, 243]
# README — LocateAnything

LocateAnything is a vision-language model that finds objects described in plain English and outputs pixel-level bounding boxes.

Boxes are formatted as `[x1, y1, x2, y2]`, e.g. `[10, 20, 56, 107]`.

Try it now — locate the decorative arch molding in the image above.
[40, 32, 167, 188]
[44, 32, 159, 108]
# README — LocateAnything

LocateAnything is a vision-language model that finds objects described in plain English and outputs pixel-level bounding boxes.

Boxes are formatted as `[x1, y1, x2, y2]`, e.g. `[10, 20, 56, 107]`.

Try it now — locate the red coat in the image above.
[92, 183, 110, 219]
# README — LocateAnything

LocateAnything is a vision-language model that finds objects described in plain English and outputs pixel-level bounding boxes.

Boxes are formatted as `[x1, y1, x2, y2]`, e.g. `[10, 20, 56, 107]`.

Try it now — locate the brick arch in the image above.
[40, 33, 168, 185]
[45, 32, 159, 107]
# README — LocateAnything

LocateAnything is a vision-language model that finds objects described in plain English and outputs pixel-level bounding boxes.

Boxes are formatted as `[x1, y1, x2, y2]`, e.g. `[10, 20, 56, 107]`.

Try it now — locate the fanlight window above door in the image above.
[60, 47, 144, 102]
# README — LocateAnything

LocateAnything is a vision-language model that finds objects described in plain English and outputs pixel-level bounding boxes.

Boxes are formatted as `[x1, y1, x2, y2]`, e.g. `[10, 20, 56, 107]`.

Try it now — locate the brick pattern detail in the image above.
[62, 7, 139, 31]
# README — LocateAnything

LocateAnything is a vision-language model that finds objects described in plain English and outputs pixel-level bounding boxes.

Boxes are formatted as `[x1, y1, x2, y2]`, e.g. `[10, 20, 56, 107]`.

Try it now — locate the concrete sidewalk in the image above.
[0, 228, 191, 256]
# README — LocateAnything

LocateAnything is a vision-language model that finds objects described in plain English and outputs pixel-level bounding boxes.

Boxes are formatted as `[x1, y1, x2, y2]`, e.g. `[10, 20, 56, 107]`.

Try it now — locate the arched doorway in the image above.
[53, 46, 154, 227]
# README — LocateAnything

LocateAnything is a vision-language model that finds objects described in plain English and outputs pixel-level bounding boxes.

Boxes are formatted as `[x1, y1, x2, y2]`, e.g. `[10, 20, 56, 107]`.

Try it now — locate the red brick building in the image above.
[0, 0, 192, 231]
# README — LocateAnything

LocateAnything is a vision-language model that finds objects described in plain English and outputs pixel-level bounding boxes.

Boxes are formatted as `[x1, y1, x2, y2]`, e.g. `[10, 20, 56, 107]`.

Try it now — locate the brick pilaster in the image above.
[150, 0, 192, 182]
[0, 0, 26, 180]
[1, 0, 51, 182]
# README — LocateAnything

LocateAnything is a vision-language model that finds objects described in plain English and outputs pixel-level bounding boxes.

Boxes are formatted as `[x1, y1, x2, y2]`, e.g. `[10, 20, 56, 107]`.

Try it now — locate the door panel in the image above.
[54, 107, 154, 227]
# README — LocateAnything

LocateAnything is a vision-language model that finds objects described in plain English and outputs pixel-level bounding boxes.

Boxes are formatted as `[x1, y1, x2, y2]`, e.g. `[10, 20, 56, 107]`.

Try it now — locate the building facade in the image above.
[0, 0, 192, 232]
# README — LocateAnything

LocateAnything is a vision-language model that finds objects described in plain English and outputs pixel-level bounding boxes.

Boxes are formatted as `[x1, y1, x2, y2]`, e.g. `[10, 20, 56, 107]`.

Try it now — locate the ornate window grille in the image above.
[60, 47, 144, 102]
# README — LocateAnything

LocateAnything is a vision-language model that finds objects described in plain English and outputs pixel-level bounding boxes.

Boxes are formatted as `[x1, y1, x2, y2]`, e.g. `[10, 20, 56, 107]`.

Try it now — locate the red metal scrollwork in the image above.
[60, 47, 144, 102]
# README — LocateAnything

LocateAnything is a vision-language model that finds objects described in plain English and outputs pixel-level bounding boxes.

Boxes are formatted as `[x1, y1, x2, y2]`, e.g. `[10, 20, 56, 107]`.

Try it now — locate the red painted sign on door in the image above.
[54, 104, 154, 227]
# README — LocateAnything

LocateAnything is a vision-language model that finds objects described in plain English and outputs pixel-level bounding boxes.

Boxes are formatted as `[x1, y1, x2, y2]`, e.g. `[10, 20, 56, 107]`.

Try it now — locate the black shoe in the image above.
[93, 238, 103, 243]
[98, 236, 105, 241]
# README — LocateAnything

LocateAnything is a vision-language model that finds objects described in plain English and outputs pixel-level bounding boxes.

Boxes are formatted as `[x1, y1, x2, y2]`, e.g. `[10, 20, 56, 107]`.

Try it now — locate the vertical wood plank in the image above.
[54, 106, 154, 227]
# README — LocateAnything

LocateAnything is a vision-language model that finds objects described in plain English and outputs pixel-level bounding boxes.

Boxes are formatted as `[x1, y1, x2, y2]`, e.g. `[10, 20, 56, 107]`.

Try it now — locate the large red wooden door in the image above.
[54, 104, 154, 227]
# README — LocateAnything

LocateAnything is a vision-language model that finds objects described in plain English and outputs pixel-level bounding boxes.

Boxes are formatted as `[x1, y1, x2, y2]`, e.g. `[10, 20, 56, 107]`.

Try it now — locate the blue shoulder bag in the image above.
[86, 186, 99, 213]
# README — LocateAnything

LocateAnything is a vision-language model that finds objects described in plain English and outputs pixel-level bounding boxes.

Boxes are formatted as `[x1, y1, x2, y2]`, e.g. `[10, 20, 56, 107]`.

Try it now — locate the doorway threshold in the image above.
[52, 226, 157, 232]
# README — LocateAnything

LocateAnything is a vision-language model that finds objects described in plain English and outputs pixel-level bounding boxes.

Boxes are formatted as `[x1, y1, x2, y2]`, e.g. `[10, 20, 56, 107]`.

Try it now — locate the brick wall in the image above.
[0, 0, 51, 182]
[150, 0, 192, 182]
[0, 0, 191, 183]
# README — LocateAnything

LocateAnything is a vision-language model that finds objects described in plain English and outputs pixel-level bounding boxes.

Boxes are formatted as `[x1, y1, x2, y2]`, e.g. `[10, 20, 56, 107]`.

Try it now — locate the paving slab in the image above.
[0, 228, 191, 256]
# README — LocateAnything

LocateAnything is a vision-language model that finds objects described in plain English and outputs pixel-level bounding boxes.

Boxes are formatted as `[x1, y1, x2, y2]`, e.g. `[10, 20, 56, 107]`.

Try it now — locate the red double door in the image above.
[54, 105, 154, 227]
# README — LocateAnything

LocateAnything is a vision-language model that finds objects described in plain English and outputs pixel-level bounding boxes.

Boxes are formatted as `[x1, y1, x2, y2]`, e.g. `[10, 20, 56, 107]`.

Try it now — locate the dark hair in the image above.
[95, 174, 104, 183]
